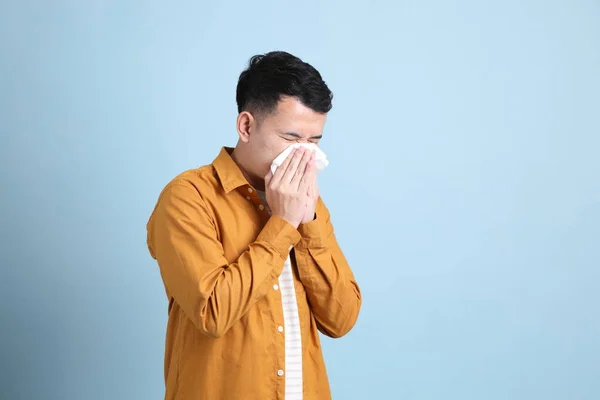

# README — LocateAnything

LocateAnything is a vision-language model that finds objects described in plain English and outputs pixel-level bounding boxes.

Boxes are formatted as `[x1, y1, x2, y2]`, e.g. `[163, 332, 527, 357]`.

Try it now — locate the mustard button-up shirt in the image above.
[147, 147, 362, 399]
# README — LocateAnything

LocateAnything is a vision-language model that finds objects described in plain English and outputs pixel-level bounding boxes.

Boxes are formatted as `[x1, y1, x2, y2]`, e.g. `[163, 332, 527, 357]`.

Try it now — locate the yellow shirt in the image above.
[146, 147, 362, 399]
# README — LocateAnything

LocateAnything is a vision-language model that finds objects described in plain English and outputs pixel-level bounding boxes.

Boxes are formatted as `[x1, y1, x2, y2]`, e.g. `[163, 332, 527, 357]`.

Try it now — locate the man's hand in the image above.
[265, 147, 314, 229]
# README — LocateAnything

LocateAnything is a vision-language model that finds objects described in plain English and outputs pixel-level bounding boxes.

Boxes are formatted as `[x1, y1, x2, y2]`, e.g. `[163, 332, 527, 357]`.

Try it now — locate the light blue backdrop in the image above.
[1, 1, 599, 399]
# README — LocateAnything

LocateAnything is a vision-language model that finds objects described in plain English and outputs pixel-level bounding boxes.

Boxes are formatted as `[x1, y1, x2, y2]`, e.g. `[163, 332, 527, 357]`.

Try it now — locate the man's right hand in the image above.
[265, 147, 315, 229]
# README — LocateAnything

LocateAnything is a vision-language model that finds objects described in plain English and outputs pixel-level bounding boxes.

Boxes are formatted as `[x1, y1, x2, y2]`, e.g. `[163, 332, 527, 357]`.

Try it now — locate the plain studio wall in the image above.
[0, 1, 598, 399]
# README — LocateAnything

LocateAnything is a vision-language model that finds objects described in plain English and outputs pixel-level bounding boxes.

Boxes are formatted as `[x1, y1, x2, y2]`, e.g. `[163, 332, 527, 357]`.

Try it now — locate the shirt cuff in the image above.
[296, 216, 326, 249]
[256, 215, 302, 258]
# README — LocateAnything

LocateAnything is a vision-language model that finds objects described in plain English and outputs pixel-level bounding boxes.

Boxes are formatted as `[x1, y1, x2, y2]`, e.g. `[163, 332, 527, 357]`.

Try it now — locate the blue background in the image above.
[1, 1, 599, 399]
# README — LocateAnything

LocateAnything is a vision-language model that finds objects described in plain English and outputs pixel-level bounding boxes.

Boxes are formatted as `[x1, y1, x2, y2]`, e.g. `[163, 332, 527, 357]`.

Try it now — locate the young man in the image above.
[146, 51, 361, 400]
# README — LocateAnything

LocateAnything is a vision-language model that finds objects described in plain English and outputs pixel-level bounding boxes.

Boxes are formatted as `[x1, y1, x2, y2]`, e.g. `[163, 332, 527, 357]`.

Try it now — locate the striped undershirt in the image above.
[257, 190, 303, 399]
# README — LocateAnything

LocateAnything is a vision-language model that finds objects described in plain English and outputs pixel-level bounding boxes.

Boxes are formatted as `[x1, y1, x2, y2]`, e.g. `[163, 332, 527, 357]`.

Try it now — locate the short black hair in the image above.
[236, 51, 333, 117]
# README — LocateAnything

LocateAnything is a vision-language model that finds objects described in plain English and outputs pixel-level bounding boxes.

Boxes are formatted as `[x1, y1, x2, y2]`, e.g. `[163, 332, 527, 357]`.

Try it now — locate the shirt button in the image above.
[278, 325, 284, 332]
[246, 196, 251, 200]
[273, 284, 279, 291]
[277, 369, 284, 376]
[258, 204, 264, 210]
[248, 188, 253, 193]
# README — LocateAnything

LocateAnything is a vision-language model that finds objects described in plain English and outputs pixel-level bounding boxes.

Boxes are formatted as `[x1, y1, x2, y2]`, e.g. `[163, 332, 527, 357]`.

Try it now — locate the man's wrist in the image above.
[259, 215, 302, 257]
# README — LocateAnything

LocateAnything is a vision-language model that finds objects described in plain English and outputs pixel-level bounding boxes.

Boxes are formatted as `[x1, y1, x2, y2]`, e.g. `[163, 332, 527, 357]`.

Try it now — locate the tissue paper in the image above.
[270, 143, 328, 175]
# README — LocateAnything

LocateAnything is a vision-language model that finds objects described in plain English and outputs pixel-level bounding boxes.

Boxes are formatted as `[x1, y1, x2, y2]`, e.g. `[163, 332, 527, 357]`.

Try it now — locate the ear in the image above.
[236, 111, 254, 143]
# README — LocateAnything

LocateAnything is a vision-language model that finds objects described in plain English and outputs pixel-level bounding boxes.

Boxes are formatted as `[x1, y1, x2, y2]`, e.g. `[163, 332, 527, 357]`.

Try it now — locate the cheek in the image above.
[272, 139, 292, 155]
[255, 145, 278, 170]
[253, 133, 289, 168]
[264, 140, 287, 159]
[258, 147, 285, 175]
[264, 148, 280, 167]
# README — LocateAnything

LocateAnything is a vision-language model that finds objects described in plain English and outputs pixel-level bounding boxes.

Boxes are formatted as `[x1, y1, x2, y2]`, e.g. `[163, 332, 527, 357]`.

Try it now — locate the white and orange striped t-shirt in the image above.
[257, 189, 303, 400]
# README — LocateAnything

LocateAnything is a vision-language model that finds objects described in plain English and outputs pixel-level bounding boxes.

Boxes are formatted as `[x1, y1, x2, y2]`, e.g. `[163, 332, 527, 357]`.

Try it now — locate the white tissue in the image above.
[270, 143, 328, 175]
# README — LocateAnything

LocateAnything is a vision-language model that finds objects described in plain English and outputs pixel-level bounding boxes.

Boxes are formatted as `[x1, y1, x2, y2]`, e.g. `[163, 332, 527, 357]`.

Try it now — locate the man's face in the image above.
[249, 96, 327, 179]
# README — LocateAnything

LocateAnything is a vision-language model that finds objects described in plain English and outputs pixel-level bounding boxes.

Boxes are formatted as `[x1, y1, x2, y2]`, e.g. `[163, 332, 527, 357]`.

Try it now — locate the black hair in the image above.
[236, 51, 333, 117]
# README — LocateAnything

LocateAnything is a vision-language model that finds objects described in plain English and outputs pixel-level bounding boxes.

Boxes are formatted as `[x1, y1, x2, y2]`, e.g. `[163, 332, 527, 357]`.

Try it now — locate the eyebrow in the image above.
[283, 132, 323, 140]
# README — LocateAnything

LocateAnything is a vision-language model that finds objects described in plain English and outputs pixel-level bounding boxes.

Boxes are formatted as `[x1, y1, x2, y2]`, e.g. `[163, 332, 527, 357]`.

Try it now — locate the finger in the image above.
[270, 148, 296, 187]
[297, 151, 316, 191]
[307, 152, 317, 182]
[284, 147, 307, 183]
[307, 179, 317, 197]
[291, 148, 313, 187]
[264, 169, 273, 186]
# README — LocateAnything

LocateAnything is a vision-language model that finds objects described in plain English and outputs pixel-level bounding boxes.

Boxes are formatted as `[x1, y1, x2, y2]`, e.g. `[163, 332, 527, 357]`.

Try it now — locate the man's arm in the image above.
[294, 198, 362, 338]
[148, 183, 301, 338]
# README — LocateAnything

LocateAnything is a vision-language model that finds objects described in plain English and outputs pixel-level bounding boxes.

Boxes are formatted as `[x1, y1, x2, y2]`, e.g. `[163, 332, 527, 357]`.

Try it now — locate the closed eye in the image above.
[280, 132, 322, 143]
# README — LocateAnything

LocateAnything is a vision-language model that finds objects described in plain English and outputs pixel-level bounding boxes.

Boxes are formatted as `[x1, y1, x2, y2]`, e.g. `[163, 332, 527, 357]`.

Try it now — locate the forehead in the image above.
[262, 96, 327, 137]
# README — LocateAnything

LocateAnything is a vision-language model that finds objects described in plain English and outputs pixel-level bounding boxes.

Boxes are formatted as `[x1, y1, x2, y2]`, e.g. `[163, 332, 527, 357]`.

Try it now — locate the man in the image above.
[146, 51, 361, 400]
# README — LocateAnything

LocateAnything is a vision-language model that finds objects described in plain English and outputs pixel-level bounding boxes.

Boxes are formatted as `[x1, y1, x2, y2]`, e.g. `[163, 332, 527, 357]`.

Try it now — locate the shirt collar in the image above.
[212, 147, 251, 194]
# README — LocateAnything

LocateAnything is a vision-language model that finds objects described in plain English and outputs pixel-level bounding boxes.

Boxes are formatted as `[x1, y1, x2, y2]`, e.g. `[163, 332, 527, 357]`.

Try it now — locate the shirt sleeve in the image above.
[294, 198, 362, 338]
[148, 183, 302, 338]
